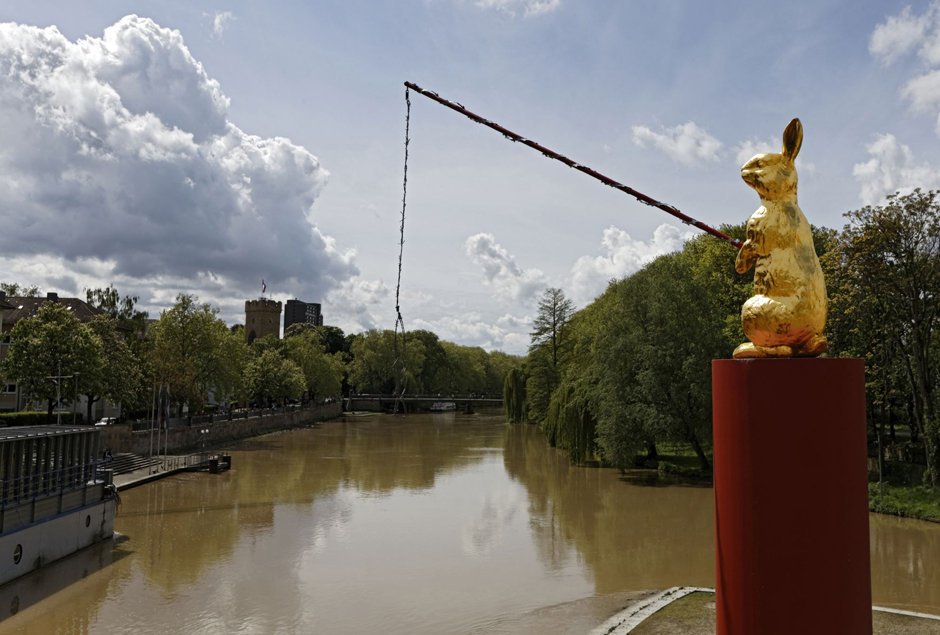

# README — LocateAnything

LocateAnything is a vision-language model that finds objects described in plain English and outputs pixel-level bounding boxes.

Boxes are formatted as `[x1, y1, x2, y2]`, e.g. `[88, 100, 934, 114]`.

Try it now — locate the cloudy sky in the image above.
[0, 1, 936, 353]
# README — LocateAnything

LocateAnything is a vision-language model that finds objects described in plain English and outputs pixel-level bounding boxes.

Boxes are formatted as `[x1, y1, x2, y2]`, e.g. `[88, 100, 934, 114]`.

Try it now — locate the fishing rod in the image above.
[403, 81, 742, 250]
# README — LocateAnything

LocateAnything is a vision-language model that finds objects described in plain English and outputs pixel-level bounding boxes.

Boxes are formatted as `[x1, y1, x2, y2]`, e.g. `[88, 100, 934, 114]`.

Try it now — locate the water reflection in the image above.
[0, 413, 934, 635]
[870, 513, 940, 613]
[503, 423, 715, 593]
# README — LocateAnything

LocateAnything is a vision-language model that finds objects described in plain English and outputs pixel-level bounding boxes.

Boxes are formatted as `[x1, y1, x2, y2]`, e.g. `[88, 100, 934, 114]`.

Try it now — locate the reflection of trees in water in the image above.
[115, 417, 498, 596]
[869, 514, 940, 613]
[502, 424, 715, 594]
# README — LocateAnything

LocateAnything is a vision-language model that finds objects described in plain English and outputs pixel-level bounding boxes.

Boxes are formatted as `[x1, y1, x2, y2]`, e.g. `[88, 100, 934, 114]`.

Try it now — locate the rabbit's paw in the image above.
[795, 335, 828, 357]
[733, 342, 794, 359]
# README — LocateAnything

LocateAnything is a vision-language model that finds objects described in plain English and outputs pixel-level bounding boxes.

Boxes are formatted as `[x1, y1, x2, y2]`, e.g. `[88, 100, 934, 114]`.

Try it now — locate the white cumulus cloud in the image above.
[869, 5, 934, 66]
[473, 0, 561, 17]
[324, 276, 390, 333]
[632, 121, 722, 167]
[410, 314, 528, 353]
[870, 3, 940, 139]
[852, 133, 940, 205]
[496, 313, 531, 328]
[207, 11, 236, 39]
[569, 224, 690, 304]
[0, 16, 359, 319]
[464, 233, 548, 302]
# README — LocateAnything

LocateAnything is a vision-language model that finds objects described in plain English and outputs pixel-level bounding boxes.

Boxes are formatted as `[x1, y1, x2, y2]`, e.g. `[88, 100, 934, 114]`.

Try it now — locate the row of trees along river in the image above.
[0, 284, 522, 424]
[3, 190, 940, 496]
[505, 190, 940, 496]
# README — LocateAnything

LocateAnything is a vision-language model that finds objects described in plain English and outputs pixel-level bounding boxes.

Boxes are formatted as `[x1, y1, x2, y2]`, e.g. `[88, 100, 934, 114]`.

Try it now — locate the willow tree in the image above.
[504, 367, 528, 423]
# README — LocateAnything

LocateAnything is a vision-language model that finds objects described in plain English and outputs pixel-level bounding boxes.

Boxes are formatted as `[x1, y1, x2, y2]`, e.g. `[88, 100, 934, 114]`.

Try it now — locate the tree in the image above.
[0, 283, 40, 297]
[504, 366, 528, 423]
[531, 287, 574, 368]
[347, 330, 425, 394]
[243, 349, 305, 405]
[486, 351, 521, 395]
[527, 287, 574, 423]
[283, 330, 345, 401]
[1, 302, 102, 418]
[316, 325, 349, 356]
[85, 285, 153, 416]
[82, 316, 142, 422]
[408, 330, 448, 392]
[835, 190, 940, 483]
[150, 294, 247, 415]
[86, 284, 149, 326]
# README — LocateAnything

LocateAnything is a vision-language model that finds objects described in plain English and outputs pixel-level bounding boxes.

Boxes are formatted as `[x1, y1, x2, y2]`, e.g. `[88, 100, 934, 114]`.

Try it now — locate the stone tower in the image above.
[245, 299, 282, 345]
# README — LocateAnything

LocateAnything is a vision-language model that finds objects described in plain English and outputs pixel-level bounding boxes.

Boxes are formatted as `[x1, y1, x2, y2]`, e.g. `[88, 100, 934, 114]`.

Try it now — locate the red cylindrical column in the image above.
[713, 358, 872, 635]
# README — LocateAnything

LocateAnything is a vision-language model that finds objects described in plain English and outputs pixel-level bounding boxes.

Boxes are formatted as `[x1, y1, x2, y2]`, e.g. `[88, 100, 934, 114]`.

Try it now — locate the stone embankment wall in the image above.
[98, 403, 342, 455]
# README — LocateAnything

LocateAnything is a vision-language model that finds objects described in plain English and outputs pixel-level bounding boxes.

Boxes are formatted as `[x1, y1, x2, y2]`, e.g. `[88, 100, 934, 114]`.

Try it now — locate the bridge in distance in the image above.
[345, 394, 503, 413]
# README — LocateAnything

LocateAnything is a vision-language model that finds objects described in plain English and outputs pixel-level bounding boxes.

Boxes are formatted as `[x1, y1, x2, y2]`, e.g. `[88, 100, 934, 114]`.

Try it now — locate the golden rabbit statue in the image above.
[733, 118, 828, 358]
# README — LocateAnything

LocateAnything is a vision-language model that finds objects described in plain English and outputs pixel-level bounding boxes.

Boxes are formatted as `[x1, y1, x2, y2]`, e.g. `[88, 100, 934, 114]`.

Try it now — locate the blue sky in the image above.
[0, 1, 936, 353]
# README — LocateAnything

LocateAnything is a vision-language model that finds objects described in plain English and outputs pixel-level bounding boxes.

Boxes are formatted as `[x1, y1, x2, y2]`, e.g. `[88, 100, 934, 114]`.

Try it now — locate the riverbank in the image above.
[634, 441, 940, 522]
[97, 401, 342, 455]
[869, 482, 940, 523]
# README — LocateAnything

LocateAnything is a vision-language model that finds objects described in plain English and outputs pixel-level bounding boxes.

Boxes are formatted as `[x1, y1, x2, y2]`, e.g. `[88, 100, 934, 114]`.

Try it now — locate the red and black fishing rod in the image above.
[404, 81, 742, 249]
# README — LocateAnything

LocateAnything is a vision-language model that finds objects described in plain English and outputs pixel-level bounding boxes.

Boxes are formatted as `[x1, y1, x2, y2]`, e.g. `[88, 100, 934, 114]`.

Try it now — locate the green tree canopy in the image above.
[150, 294, 246, 415]
[1, 301, 102, 417]
[82, 316, 142, 422]
[348, 329, 425, 394]
[243, 349, 305, 405]
[283, 330, 345, 401]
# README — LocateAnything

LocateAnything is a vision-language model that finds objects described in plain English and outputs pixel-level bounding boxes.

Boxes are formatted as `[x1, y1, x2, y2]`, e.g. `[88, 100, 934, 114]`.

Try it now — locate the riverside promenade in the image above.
[98, 402, 342, 456]
[102, 402, 343, 491]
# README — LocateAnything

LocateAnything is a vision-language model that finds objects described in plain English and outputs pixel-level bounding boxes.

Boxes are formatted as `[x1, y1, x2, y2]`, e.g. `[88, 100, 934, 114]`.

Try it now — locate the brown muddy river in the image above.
[0, 412, 937, 634]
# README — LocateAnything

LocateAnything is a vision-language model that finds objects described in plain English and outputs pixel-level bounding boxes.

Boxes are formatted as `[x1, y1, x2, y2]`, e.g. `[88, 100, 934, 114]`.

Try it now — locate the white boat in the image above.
[430, 402, 456, 412]
[0, 426, 117, 587]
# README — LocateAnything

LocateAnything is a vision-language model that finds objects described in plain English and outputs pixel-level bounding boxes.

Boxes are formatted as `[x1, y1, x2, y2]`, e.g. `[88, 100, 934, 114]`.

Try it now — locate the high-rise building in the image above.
[284, 299, 323, 331]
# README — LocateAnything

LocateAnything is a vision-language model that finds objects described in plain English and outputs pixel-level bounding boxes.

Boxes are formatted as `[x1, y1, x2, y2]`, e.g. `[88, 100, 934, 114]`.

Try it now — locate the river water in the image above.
[0, 412, 937, 634]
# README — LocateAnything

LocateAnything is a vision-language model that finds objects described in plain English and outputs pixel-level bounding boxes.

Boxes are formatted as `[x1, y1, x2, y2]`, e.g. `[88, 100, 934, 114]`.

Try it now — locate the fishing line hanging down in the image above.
[392, 86, 411, 416]
[403, 81, 743, 250]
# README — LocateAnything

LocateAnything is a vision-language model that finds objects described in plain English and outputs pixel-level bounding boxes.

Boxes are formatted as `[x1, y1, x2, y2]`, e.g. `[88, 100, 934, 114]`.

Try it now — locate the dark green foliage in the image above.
[503, 367, 528, 424]
[543, 381, 596, 464]
[0, 411, 85, 426]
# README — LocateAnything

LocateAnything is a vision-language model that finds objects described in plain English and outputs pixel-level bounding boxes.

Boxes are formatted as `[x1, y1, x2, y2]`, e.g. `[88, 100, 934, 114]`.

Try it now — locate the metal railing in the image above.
[158, 453, 207, 472]
[0, 461, 111, 509]
[128, 401, 332, 431]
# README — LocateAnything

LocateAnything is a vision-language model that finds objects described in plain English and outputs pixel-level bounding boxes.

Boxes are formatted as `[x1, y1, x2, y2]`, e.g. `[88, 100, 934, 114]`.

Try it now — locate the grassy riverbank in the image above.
[635, 441, 940, 523]
[869, 481, 940, 523]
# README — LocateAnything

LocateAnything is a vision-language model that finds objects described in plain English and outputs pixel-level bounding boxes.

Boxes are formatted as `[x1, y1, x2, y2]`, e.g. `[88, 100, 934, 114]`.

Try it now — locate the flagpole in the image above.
[164, 384, 170, 469]
[148, 383, 156, 475]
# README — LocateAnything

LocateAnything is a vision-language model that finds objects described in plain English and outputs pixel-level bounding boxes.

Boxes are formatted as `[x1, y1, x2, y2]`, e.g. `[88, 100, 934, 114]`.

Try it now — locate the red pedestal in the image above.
[712, 358, 872, 635]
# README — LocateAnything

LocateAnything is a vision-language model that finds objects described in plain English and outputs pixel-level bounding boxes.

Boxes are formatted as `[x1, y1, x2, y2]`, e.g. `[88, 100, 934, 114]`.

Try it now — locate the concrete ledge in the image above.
[591, 587, 940, 634]
[114, 464, 196, 492]
[590, 587, 711, 634]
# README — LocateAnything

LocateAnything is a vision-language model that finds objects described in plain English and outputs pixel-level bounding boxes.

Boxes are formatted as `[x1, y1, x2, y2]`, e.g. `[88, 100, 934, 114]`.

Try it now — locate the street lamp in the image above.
[72, 372, 80, 425]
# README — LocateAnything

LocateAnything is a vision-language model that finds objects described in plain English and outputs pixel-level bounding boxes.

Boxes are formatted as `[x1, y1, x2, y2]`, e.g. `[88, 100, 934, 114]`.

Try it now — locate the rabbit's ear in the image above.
[782, 118, 803, 163]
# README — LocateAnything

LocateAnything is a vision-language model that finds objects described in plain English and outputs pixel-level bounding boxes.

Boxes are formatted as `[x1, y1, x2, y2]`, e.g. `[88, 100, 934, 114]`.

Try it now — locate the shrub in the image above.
[0, 411, 85, 426]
